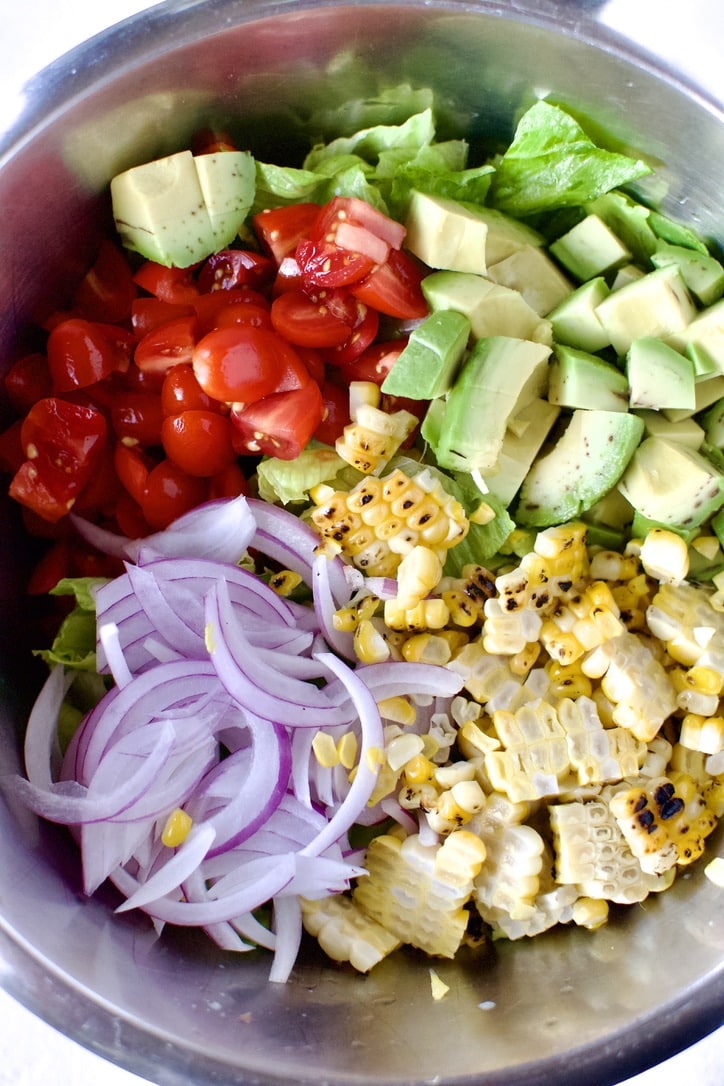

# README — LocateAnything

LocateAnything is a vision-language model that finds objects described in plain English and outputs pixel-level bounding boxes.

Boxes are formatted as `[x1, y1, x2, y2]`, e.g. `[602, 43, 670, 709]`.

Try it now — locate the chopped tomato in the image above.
[191, 128, 237, 154]
[310, 196, 406, 251]
[193, 287, 269, 334]
[161, 410, 237, 477]
[294, 346, 326, 385]
[339, 339, 407, 386]
[10, 398, 107, 522]
[134, 262, 200, 305]
[114, 443, 153, 505]
[208, 462, 250, 500]
[131, 298, 195, 337]
[295, 237, 375, 290]
[0, 419, 24, 474]
[326, 303, 379, 365]
[314, 380, 351, 446]
[197, 250, 275, 293]
[192, 325, 302, 404]
[213, 301, 273, 331]
[114, 490, 152, 540]
[134, 315, 200, 374]
[47, 318, 127, 392]
[270, 290, 353, 348]
[72, 448, 123, 518]
[72, 240, 137, 324]
[111, 391, 165, 447]
[141, 459, 209, 530]
[161, 363, 225, 416]
[253, 203, 320, 265]
[4, 353, 53, 413]
[26, 539, 73, 595]
[351, 248, 429, 319]
[272, 256, 304, 296]
[230, 381, 324, 460]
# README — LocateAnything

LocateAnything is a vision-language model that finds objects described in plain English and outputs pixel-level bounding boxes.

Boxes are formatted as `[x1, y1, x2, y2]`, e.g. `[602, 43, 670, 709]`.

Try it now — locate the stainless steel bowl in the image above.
[1, 3, 723, 1084]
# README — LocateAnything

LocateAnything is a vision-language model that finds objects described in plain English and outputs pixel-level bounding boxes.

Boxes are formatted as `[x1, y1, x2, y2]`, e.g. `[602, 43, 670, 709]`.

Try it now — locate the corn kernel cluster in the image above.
[302, 519, 724, 972]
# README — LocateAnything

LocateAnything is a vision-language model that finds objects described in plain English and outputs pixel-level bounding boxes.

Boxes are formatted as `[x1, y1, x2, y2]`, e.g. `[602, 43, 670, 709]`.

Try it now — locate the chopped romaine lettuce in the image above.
[303, 108, 437, 170]
[256, 444, 360, 506]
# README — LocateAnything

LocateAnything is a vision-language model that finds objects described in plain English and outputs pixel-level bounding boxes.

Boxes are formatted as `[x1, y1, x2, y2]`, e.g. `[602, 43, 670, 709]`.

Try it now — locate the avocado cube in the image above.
[486, 245, 573, 316]
[626, 336, 696, 411]
[381, 309, 471, 399]
[661, 374, 724, 422]
[633, 409, 704, 450]
[618, 436, 724, 529]
[486, 398, 560, 505]
[594, 264, 697, 356]
[422, 271, 552, 345]
[548, 277, 611, 353]
[702, 397, 724, 449]
[550, 214, 631, 282]
[193, 151, 255, 248]
[651, 241, 724, 307]
[669, 298, 724, 375]
[548, 345, 629, 412]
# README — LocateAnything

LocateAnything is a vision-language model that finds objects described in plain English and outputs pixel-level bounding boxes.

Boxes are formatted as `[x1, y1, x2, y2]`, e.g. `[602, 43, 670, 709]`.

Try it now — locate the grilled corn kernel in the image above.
[268, 569, 303, 596]
[354, 618, 391, 663]
[161, 807, 193, 848]
[396, 545, 443, 610]
[684, 666, 723, 697]
[401, 633, 452, 665]
[510, 642, 541, 676]
[404, 754, 437, 785]
[639, 528, 689, 584]
[539, 622, 584, 666]
[572, 898, 609, 930]
[679, 713, 724, 755]
[442, 589, 479, 627]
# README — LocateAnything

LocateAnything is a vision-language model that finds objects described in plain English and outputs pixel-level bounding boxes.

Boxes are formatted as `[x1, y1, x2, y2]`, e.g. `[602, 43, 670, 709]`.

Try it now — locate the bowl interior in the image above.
[1, 4, 723, 1085]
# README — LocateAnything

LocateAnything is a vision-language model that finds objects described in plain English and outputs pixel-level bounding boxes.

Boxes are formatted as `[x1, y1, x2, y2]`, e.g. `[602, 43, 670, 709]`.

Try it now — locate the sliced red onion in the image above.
[312, 553, 355, 661]
[116, 822, 217, 913]
[327, 659, 465, 702]
[98, 622, 134, 688]
[268, 895, 302, 984]
[23, 665, 75, 789]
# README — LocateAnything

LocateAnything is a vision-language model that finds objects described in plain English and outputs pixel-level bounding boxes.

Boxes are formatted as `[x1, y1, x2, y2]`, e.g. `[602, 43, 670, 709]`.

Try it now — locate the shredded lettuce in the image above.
[489, 101, 651, 217]
[35, 576, 106, 671]
[303, 108, 437, 170]
[256, 444, 360, 506]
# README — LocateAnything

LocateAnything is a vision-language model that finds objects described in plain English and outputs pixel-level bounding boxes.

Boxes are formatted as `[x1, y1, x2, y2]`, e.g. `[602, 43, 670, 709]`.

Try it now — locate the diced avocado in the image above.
[701, 397, 724, 448]
[586, 191, 658, 265]
[547, 277, 611, 353]
[687, 341, 719, 378]
[634, 409, 704, 450]
[611, 264, 645, 291]
[486, 245, 573, 316]
[429, 336, 551, 473]
[515, 409, 644, 527]
[422, 270, 552, 345]
[548, 345, 629, 412]
[582, 486, 635, 530]
[625, 336, 695, 411]
[661, 374, 724, 423]
[617, 436, 724, 530]
[669, 298, 724, 375]
[650, 241, 724, 307]
[404, 191, 543, 275]
[111, 149, 255, 267]
[594, 264, 697, 356]
[486, 398, 560, 505]
[549, 213, 631, 282]
[193, 151, 255, 248]
[380, 309, 470, 399]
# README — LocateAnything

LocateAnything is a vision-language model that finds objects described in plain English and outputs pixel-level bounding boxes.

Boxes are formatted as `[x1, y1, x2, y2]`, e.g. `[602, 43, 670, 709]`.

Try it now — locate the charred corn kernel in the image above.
[384, 597, 450, 632]
[647, 582, 724, 668]
[483, 597, 544, 654]
[161, 807, 193, 848]
[442, 589, 479, 627]
[332, 607, 359, 632]
[596, 631, 678, 742]
[470, 501, 496, 525]
[684, 666, 723, 697]
[692, 536, 721, 561]
[268, 569, 303, 596]
[572, 898, 609, 929]
[404, 754, 437, 785]
[300, 894, 402, 973]
[509, 642, 541, 677]
[704, 776, 724, 818]
[639, 528, 689, 584]
[589, 550, 641, 582]
[377, 696, 417, 726]
[354, 618, 391, 664]
[353, 831, 486, 958]
[437, 628, 471, 655]
[335, 398, 418, 475]
[312, 730, 340, 768]
[546, 661, 593, 700]
[539, 621, 584, 666]
[337, 731, 358, 770]
[609, 775, 717, 874]
[399, 780, 439, 810]
[431, 790, 473, 828]
[396, 545, 443, 610]
[450, 779, 486, 815]
[386, 732, 426, 772]
[401, 633, 451, 665]
[679, 713, 724, 755]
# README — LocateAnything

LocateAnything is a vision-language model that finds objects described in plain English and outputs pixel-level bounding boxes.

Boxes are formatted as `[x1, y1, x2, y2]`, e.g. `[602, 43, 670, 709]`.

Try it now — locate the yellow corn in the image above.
[609, 774, 717, 873]
[441, 589, 480, 627]
[337, 731, 358, 769]
[383, 597, 450, 632]
[404, 754, 437, 785]
[353, 618, 391, 664]
[684, 666, 723, 697]
[335, 386, 418, 474]
[572, 898, 609, 930]
[679, 713, 724, 755]
[401, 633, 452, 665]
[300, 894, 401, 973]
[396, 545, 443, 610]
[509, 641, 541, 677]
[161, 807, 193, 848]
[639, 527, 690, 585]
[386, 732, 426, 772]
[377, 696, 417, 726]
[312, 730, 340, 768]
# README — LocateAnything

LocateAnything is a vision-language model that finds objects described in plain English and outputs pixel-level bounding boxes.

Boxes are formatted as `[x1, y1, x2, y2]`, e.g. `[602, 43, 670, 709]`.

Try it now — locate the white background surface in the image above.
[1, 2, 722, 1084]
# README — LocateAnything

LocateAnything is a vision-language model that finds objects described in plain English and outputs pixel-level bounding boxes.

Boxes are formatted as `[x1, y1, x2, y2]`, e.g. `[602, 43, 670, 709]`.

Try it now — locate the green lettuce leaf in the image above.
[256, 444, 359, 506]
[490, 101, 651, 217]
[35, 608, 98, 672]
[303, 108, 437, 170]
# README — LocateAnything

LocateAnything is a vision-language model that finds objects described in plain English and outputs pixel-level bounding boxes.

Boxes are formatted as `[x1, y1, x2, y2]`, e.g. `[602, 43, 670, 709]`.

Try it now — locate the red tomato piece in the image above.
[111, 391, 165, 448]
[26, 539, 73, 595]
[253, 203, 320, 264]
[310, 196, 406, 251]
[191, 128, 237, 154]
[197, 250, 275, 293]
[134, 315, 200, 374]
[294, 346, 326, 385]
[114, 443, 153, 505]
[72, 448, 123, 518]
[141, 459, 209, 530]
[192, 325, 299, 404]
[272, 256, 304, 296]
[4, 353, 53, 413]
[193, 287, 270, 334]
[208, 462, 250, 500]
[295, 237, 376, 290]
[327, 303, 379, 365]
[134, 262, 200, 305]
[10, 398, 107, 522]
[339, 340, 407, 386]
[230, 381, 324, 460]
[72, 240, 137, 324]
[114, 490, 152, 540]
[351, 248, 429, 319]
[270, 290, 352, 348]
[314, 380, 351, 446]
[161, 410, 237, 477]
[213, 301, 273, 331]
[131, 297, 195, 337]
[0, 419, 24, 475]
[161, 363, 224, 416]
[47, 318, 126, 392]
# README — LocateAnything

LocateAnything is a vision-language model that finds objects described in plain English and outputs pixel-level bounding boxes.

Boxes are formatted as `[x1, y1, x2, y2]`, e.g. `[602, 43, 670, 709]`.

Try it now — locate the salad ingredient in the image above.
[626, 336, 696, 412]
[549, 213, 632, 282]
[379, 309, 470, 399]
[618, 437, 724, 531]
[547, 346, 629, 412]
[594, 264, 696, 356]
[422, 269, 553, 343]
[111, 150, 255, 266]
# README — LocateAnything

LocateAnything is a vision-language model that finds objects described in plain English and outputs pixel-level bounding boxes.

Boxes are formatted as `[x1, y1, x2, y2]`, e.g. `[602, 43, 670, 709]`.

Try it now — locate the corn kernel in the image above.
[337, 731, 358, 770]
[679, 713, 724, 755]
[684, 666, 723, 697]
[404, 754, 437, 785]
[437, 629, 471, 655]
[312, 730, 340, 768]
[450, 779, 486, 814]
[377, 696, 417, 726]
[268, 569, 303, 597]
[572, 897, 609, 930]
[692, 536, 721, 561]
[442, 589, 479, 627]
[470, 501, 496, 525]
[161, 807, 193, 848]
[396, 545, 443, 610]
[540, 621, 584, 666]
[354, 619, 391, 664]
[386, 733, 426, 772]
[509, 641, 541, 676]
[639, 528, 689, 584]
[402, 633, 452, 665]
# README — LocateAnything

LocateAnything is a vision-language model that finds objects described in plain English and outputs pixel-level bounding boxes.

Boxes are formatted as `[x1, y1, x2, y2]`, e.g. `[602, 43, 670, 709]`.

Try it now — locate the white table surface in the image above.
[0, 2, 722, 1084]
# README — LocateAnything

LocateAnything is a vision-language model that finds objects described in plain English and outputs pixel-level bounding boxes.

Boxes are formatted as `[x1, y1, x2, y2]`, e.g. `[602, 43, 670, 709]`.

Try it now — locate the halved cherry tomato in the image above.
[314, 380, 351, 446]
[0, 419, 24, 475]
[253, 203, 320, 264]
[310, 196, 406, 251]
[72, 448, 123, 518]
[134, 315, 200, 374]
[208, 462, 250, 500]
[131, 298, 195, 337]
[192, 325, 300, 404]
[114, 443, 153, 505]
[339, 340, 407, 386]
[47, 318, 126, 391]
[326, 303, 379, 365]
[230, 381, 324, 460]
[294, 346, 326, 385]
[10, 398, 107, 522]
[351, 248, 429, 319]
[4, 353, 53, 413]
[26, 539, 73, 595]
[161, 363, 224, 416]
[134, 262, 200, 305]
[295, 237, 375, 290]
[214, 301, 273, 331]
[197, 250, 275, 293]
[72, 240, 137, 324]
[270, 290, 352, 348]
[192, 128, 237, 154]
[114, 490, 152, 540]
[141, 459, 208, 530]
[161, 410, 237, 477]
[111, 391, 165, 447]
